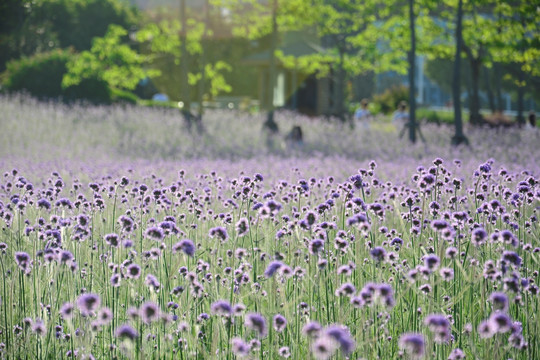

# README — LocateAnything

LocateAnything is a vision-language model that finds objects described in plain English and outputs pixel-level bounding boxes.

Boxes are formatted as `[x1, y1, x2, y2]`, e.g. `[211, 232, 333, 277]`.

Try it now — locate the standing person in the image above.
[354, 99, 373, 128]
[395, 101, 425, 142]
[527, 110, 536, 129]
[393, 100, 409, 126]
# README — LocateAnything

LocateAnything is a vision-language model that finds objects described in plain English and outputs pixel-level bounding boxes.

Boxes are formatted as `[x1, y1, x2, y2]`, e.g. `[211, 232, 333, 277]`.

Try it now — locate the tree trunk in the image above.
[494, 63, 503, 110]
[484, 66, 495, 113]
[180, 0, 192, 126]
[517, 70, 525, 126]
[408, 0, 416, 144]
[263, 0, 279, 133]
[195, 0, 209, 133]
[468, 56, 482, 125]
[452, 0, 468, 146]
[336, 49, 346, 122]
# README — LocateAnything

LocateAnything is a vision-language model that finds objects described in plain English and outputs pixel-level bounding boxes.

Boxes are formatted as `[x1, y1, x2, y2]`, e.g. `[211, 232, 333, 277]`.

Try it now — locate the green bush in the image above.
[64, 78, 112, 105]
[139, 99, 180, 109]
[372, 85, 410, 114]
[3, 49, 70, 99]
[2, 49, 113, 104]
[416, 108, 455, 125]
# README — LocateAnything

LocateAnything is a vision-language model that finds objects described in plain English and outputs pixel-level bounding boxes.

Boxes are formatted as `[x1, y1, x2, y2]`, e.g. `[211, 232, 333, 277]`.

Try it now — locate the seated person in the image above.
[285, 125, 303, 149]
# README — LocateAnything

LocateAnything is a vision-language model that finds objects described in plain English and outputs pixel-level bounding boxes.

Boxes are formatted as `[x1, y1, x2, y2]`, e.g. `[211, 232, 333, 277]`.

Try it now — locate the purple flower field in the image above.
[0, 96, 538, 359]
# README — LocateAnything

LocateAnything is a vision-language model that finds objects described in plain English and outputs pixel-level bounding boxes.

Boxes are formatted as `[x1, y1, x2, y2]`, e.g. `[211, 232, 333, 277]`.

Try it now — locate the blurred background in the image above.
[0, 0, 538, 141]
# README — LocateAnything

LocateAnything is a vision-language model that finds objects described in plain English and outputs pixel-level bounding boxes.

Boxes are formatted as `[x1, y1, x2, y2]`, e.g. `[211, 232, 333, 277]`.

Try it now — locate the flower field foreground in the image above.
[0, 158, 538, 359]
[0, 96, 539, 359]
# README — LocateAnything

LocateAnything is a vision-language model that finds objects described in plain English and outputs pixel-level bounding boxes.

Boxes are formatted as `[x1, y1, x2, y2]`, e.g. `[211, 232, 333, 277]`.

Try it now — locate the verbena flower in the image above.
[97, 307, 113, 325]
[439, 267, 454, 281]
[245, 313, 267, 338]
[478, 320, 495, 338]
[77, 293, 101, 316]
[115, 324, 138, 341]
[424, 254, 440, 270]
[235, 218, 249, 237]
[278, 346, 291, 358]
[311, 336, 338, 360]
[309, 239, 325, 254]
[140, 302, 160, 324]
[172, 239, 196, 257]
[231, 338, 250, 357]
[60, 303, 74, 319]
[424, 314, 451, 343]
[145, 226, 164, 241]
[125, 263, 141, 279]
[31, 319, 46, 336]
[273, 314, 287, 332]
[14, 252, 31, 273]
[489, 292, 509, 312]
[471, 227, 488, 246]
[211, 300, 232, 316]
[335, 283, 356, 297]
[448, 348, 466, 360]
[209, 227, 229, 242]
[302, 321, 322, 338]
[489, 312, 512, 333]
[104, 233, 120, 247]
[501, 251, 522, 267]
[264, 261, 283, 278]
[399, 333, 425, 359]
[370, 246, 386, 262]
[145, 274, 160, 291]
[324, 325, 355, 355]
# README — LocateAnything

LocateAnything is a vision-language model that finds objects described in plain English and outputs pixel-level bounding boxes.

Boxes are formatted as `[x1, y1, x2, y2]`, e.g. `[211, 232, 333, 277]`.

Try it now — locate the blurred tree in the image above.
[212, 0, 319, 133]
[135, 8, 232, 130]
[0, 0, 139, 73]
[408, 0, 417, 143]
[311, 0, 378, 123]
[350, 0, 444, 142]
[38, 0, 140, 51]
[0, 0, 58, 72]
[62, 25, 157, 91]
[451, 0, 468, 145]
[179, 0, 193, 126]
[490, 1, 540, 125]
[428, 0, 539, 128]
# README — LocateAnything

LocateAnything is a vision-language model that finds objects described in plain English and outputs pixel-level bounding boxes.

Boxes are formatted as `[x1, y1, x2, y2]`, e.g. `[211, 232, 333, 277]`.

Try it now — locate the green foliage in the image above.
[204, 61, 233, 97]
[372, 84, 410, 114]
[38, 0, 140, 51]
[214, 0, 325, 76]
[111, 88, 139, 105]
[214, 0, 319, 39]
[3, 49, 70, 99]
[63, 25, 158, 92]
[135, 17, 233, 101]
[0, 0, 59, 72]
[0, 0, 139, 73]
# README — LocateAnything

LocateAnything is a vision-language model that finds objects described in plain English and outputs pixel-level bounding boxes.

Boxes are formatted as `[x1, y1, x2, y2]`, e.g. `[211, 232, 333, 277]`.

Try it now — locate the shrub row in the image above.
[1, 49, 139, 105]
